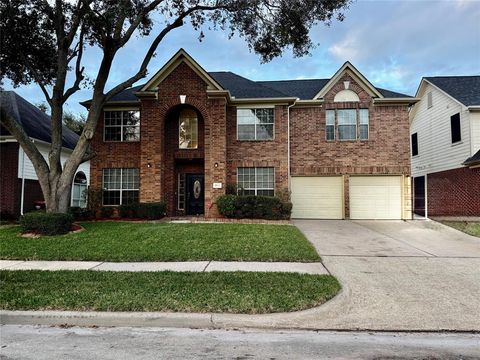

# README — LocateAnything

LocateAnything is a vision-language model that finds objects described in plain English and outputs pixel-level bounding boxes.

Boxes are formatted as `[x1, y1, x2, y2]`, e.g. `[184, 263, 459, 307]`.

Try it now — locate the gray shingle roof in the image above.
[425, 76, 480, 107]
[103, 71, 414, 104]
[463, 149, 480, 166]
[0, 91, 79, 149]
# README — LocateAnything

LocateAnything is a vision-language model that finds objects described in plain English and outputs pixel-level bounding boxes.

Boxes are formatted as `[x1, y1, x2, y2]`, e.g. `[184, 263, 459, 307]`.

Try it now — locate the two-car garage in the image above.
[291, 175, 404, 220]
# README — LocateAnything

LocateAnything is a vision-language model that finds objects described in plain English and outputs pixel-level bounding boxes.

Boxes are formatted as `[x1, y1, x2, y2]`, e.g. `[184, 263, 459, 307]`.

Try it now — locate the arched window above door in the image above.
[178, 109, 198, 149]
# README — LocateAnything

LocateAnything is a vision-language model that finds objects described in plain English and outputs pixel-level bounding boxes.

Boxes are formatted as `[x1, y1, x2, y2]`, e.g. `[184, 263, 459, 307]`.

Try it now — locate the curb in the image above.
[2, 310, 480, 333]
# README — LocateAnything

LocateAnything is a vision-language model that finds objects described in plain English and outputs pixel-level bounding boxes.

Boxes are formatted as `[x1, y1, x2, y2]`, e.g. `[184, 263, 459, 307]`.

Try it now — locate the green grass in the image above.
[441, 221, 480, 237]
[0, 270, 340, 313]
[0, 222, 319, 262]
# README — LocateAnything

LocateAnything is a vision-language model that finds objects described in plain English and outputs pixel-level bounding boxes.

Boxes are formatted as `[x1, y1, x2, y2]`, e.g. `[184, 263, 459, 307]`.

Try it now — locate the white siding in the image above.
[411, 82, 472, 177]
[471, 111, 480, 153]
[18, 142, 90, 184]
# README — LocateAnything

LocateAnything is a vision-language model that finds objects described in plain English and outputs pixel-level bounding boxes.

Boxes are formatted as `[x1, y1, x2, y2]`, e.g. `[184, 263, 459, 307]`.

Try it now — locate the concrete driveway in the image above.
[288, 220, 480, 331]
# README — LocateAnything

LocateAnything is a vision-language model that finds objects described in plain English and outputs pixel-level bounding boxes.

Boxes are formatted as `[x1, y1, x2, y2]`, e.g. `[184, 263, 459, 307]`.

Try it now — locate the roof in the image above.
[106, 71, 412, 103]
[424, 76, 480, 107]
[463, 149, 480, 166]
[0, 91, 79, 149]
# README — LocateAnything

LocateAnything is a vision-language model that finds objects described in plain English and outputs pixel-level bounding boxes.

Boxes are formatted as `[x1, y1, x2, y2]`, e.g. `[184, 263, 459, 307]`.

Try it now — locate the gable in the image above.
[140, 49, 223, 92]
[315, 62, 383, 100]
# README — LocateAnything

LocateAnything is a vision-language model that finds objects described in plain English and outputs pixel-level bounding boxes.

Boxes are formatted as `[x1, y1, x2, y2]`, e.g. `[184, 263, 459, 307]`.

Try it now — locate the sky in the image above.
[4, 0, 480, 114]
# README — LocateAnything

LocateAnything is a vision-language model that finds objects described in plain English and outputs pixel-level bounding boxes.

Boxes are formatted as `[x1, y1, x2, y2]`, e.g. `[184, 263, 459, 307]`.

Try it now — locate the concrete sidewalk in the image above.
[0, 260, 328, 275]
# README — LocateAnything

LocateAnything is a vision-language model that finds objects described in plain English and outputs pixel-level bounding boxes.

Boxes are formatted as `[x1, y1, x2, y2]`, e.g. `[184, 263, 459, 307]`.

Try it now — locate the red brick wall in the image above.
[290, 74, 411, 176]
[226, 105, 289, 191]
[427, 167, 480, 216]
[1, 142, 20, 217]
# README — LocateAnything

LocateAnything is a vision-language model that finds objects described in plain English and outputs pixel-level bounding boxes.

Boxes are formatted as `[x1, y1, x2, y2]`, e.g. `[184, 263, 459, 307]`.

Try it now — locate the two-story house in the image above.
[410, 76, 480, 217]
[0, 91, 90, 218]
[84, 49, 417, 220]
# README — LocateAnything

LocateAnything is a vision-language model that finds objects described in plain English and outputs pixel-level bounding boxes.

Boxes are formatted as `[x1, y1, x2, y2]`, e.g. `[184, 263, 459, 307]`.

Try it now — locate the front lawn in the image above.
[0, 222, 319, 262]
[441, 221, 480, 237]
[0, 270, 340, 313]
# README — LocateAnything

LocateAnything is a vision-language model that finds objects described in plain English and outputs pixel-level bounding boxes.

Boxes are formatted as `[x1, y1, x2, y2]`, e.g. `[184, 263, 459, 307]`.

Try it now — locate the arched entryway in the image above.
[163, 104, 205, 216]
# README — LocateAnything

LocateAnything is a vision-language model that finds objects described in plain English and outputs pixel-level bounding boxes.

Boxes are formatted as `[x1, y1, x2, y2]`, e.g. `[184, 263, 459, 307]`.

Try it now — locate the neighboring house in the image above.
[410, 76, 480, 217]
[83, 49, 417, 220]
[0, 91, 90, 217]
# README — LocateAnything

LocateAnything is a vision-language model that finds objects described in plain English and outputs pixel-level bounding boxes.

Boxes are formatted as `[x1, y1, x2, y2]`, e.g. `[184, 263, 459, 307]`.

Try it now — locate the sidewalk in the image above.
[0, 260, 328, 275]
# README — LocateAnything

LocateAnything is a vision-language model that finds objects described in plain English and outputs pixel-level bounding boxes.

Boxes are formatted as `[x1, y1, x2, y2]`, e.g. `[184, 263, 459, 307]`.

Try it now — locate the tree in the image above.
[0, 0, 349, 213]
[62, 111, 86, 135]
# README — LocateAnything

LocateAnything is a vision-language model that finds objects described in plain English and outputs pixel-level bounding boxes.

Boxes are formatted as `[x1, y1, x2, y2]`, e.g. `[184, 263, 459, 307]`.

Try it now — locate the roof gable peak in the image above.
[140, 49, 223, 92]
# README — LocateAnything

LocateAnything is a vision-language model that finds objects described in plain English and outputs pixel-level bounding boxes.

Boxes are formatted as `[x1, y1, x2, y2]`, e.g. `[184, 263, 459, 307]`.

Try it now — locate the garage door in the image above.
[349, 176, 402, 219]
[291, 176, 343, 219]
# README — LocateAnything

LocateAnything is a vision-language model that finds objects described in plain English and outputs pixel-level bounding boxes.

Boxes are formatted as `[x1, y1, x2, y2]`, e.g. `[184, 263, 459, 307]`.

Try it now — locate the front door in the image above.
[186, 174, 204, 215]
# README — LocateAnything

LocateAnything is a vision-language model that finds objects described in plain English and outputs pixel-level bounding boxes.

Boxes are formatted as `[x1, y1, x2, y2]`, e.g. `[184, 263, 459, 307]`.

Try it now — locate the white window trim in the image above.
[177, 173, 186, 210]
[327, 109, 369, 141]
[102, 168, 139, 206]
[103, 110, 141, 143]
[236, 108, 275, 141]
[178, 111, 199, 149]
[237, 167, 275, 196]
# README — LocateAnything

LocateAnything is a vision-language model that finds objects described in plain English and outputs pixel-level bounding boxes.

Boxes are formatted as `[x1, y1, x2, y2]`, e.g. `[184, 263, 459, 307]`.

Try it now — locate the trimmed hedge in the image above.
[217, 195, 292, 220]
[20, 212, 74, 236]
[118, 202, 166, 220]
[69, 207, 93, 221]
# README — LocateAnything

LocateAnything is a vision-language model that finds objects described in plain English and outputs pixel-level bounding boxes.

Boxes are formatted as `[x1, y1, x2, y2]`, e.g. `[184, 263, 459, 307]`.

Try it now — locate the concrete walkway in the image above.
[0, 260, 328, 275]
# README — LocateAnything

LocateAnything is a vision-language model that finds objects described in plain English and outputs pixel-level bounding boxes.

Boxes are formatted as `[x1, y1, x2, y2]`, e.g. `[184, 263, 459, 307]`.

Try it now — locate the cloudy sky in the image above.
[5, 0, 480, 114]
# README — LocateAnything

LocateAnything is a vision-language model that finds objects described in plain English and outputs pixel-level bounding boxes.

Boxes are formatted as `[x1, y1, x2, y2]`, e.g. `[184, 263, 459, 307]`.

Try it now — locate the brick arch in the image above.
[158, 98, 210, 128]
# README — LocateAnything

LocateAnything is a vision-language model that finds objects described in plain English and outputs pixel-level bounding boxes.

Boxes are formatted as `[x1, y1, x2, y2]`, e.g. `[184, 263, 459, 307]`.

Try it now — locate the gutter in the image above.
[373, 98, 420, 106]
[467, 105, 480, 111]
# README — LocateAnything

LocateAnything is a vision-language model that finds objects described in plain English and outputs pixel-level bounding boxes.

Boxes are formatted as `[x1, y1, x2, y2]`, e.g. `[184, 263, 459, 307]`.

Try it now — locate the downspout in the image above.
[19, 143, 26, 215]
[287, 100, 298, 193]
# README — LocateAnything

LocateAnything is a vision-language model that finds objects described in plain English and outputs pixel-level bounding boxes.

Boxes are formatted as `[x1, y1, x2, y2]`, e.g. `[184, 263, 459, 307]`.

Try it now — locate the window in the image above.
[427, 92, 433, 108]
[102, 168, 139, 205]
[104, 111, 140, 142]
[179, 109, 198, 149]
[326, 110, 335, 141]
[71, 171, 87, 208]
[411, 133, 418, 156]
[237, 108, 274, 140]
[451, 113, 461, 143]
[359, 109, 369, 140]
[337, 109, 357, 140]
[237, 167, 274, 196]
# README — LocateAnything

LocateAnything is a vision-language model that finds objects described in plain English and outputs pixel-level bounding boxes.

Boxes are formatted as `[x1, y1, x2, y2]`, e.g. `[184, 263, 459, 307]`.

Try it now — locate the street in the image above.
[1, 325, 479, 360]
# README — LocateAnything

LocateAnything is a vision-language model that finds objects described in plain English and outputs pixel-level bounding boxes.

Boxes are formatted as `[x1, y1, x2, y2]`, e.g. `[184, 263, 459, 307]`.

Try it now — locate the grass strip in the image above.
[441, 221, 480, 238]
[0, 222, 319, 262]
[0, 270, 340, 314]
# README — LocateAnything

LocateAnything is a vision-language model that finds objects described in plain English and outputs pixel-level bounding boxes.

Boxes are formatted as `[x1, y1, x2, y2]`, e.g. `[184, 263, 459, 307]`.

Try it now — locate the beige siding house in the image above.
[410, 76, 480, 217]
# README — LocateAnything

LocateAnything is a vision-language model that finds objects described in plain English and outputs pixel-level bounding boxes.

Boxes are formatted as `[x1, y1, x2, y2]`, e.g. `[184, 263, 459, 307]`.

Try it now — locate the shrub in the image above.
[20, 212, 74, 235]
[225, 183, 238, 195]
[216, 195, 236, 217]
[69, 207, 93, 221]
[136, 202, 166, 220]
[216, 195, 292, 220]
[119, 203, 138, 218]
[100, 207, 114, 219]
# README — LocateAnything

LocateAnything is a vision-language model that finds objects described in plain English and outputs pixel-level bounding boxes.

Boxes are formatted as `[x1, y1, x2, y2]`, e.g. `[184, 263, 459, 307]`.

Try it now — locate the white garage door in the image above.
[349, 176, 402, 220]
[291, 176, 343, 219]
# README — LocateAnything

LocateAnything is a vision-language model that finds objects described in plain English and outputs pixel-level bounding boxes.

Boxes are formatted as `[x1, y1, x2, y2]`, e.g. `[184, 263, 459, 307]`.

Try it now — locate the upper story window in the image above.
[411, 133, 418, 156]
[427, 92, 433, 108]
[102, 168, 139, 206]
[237, 108, 274, 140]
[104, 110, 140, 142]
[179, 109, 198, 149]
[325, 109, 369, 141]
[450, 113, 461, 144]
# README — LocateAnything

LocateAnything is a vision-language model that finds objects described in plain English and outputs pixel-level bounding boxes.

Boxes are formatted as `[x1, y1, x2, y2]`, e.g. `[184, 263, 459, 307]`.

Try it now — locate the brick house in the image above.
[410, 76, 480, 217]
[0, 91, 90, 218]
[84, 49, 417, 219]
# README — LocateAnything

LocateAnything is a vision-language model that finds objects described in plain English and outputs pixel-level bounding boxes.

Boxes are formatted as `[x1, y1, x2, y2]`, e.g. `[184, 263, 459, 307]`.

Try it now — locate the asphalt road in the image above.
[1, 325, 479, 360]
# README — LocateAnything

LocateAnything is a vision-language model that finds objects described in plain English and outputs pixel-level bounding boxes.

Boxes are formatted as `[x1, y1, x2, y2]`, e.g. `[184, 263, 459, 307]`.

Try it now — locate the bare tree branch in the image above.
[106, 4, 229, 100]
[63, 28, 85, 102]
